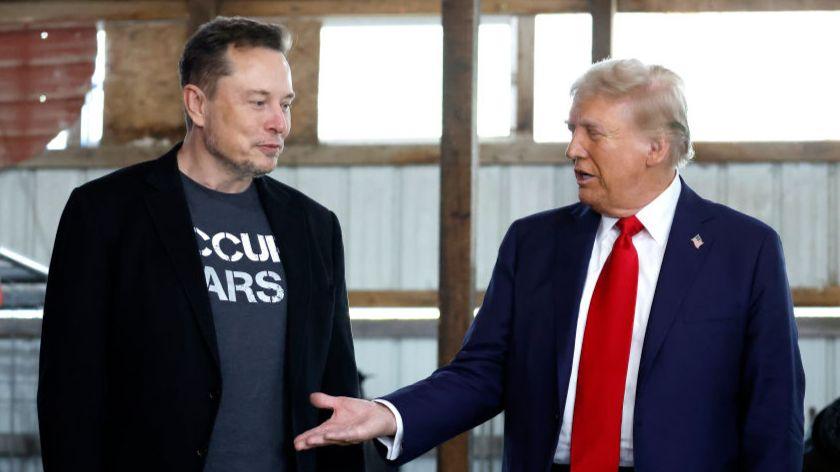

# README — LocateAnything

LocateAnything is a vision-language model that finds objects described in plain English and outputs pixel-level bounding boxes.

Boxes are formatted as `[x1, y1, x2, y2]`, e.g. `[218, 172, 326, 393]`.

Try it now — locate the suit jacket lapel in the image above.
[637, 180, 715, 388]
[143, 144, 220, 369]
[554, 204, 600, 412]
[254, 177, 313, 398]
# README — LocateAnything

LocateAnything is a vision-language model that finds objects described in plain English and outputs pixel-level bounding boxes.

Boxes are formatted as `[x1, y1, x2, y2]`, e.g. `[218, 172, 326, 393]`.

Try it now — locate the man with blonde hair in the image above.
[294, 59, 804, 472]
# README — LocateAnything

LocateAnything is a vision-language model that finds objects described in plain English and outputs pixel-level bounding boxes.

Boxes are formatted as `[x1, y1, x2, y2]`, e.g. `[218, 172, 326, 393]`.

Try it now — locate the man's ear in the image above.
[183, 84, 208, 128]
[646, 134, 671, 167]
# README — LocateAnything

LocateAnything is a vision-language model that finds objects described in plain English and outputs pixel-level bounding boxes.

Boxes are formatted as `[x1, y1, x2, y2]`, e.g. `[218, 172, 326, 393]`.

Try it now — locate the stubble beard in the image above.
[203, 128, 277, 179]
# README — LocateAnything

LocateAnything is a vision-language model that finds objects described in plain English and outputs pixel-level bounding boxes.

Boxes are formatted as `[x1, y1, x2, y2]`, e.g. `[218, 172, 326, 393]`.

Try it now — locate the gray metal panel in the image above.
[347, 167, 400, 289]
[681, 163, 722, 202]
[354, 337, 437, 400]
[399, 166, 439, 289]
[31, 170, 86, 265]
[0, 162, 838, 294]
[553, 164, 578, 208]
[83, 168, 116, 183]
[800, 338, 829, 427]
[834, 338, 840, 406]
[354, 338, 400, 399]
[294, 167, 350, 230]
[477, 166, 507, 290]
[507, 165, 555, 221]
[0, 170, 35, 258]
[724, 163, 779, 231]
[269, 165, 297, 188]
[779, 163, 830, 287]
[402, 458, 436, 472]
[397, 338, 437, 385]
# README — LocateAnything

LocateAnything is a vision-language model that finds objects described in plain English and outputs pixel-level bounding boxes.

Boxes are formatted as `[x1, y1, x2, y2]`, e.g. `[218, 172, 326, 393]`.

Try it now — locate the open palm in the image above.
[293, 392, 397, 450]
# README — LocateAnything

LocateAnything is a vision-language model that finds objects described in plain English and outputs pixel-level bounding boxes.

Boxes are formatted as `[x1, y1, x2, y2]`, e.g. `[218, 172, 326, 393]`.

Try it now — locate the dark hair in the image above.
[179, 16, 292, 128]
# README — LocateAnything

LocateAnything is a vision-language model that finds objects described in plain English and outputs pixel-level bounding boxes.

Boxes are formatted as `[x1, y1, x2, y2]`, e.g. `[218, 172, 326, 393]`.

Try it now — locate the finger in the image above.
[295, 427, 350, 450]
[309, 392, 339, 410]
[294, 424, 330, 449]
[294, 431, 326, 450]
[323, 427, 364, 444]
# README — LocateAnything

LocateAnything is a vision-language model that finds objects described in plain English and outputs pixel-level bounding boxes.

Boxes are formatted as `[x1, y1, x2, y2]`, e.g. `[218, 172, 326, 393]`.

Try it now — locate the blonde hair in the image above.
[571, 58, 694, 167]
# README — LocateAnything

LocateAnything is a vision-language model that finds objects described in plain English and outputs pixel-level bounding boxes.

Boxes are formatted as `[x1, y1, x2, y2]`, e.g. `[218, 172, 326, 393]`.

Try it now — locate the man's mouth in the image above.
[575, 169, 596, 184]
[257, 143, 282, 155]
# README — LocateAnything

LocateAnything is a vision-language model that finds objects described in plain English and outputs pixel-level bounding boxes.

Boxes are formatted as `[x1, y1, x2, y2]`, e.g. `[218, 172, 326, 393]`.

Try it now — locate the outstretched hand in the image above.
[293, 392, 398, 450]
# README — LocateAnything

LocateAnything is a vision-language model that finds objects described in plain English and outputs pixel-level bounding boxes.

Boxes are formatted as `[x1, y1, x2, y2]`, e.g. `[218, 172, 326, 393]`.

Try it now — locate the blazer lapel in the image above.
[254, 177, 313, 399]
[143, 144, 220, 369]
[554, 204, 600, 412]
[637, 180, 715, 388]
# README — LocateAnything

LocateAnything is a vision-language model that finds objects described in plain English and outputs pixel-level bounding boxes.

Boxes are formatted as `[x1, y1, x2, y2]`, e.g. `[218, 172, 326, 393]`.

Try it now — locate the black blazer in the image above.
[37, 144, 364, 471]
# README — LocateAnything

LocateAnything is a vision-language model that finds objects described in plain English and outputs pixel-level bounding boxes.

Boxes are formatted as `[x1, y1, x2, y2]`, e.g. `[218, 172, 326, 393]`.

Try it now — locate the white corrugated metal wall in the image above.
[0, 161, 837, 459]
[1, 162, 836, 289]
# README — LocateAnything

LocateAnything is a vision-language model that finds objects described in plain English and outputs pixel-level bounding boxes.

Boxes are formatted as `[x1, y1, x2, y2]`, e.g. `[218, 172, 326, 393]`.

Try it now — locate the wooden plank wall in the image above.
[0, 161, 836, 292]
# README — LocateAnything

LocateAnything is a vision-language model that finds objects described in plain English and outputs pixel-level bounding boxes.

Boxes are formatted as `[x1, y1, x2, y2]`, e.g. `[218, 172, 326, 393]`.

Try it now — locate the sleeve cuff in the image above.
[373, 399, 404, 460]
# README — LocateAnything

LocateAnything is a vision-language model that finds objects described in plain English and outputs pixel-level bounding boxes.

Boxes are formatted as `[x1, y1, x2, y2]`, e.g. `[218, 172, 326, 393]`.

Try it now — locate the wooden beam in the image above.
[346, 288, 840, 309]
[618, 0, 840, 12]
[515, 15, 535, 137]
[19, 140, 840, 169]
[284, 19, 321, 145]
[1, 311, 838, 343]
[692, 141, 840, 163]
[590, 0, 616, 62]
[349, 290, 483, 307]
[350, 290, 440, 307]
[438, 0, 479, 470]
[0, 2, 188, 23]
[187, 0, 220, 35]
[792, 287, 840, 307]
[221, 0, 588, 16]
[101, 21, 186, 145]
[4, 0, 837, 23]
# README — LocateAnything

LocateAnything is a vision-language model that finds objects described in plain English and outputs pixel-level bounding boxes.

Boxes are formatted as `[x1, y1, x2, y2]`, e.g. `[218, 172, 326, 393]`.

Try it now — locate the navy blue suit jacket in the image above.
[383, 181, 805, 471]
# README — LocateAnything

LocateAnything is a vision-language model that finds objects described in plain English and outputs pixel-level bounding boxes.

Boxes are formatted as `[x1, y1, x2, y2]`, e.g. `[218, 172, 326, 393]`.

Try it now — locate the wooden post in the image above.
[515, 15, 535, 137]
[589, 0, 616, 62]
[438, 0, 479, 471]
[284, 19, 321, 145]
[187, 0, 219, 36]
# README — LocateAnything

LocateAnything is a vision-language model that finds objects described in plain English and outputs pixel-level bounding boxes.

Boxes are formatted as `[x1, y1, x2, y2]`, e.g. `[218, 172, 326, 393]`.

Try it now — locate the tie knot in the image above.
[616, 215, 644, 238]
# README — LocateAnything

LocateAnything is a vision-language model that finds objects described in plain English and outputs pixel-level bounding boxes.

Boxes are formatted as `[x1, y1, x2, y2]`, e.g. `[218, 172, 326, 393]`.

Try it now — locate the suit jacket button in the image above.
[209, 391, 215, 400]
[196, 448, 206, 457]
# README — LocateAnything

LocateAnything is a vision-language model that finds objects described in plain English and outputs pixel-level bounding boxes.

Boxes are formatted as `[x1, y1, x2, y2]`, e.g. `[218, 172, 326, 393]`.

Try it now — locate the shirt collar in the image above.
[596, 172, 682, 245]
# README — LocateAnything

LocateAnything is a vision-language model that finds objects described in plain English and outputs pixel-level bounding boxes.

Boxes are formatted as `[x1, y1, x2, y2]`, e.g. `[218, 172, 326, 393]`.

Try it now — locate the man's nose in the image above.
[566, 131, 585, 162]
[267, 105, 288, 135]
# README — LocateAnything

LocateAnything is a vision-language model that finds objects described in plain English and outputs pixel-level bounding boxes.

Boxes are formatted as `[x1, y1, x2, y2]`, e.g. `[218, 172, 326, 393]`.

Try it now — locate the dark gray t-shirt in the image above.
[181, 173, 288, 472]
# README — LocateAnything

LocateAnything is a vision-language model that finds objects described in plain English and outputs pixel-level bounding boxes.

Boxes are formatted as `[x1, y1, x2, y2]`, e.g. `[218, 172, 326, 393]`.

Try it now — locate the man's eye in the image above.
[281, 103, 291, 111]
[251, 101, 266, 107]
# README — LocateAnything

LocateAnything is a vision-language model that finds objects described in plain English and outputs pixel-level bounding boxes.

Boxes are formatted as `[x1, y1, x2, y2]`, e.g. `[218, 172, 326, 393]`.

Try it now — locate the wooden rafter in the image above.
[17, 140, 840, 169]
[2, 0, 839, 23]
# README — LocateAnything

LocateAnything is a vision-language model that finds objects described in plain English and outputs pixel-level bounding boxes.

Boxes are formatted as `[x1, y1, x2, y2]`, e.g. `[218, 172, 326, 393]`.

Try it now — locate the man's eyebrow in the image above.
[245, 90, 295, 101]
[565, 119, 603, 131]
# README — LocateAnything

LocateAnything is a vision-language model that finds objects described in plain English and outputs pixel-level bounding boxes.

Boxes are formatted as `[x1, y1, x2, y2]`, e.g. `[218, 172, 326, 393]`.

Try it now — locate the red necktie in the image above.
[570, 215, 644, 472]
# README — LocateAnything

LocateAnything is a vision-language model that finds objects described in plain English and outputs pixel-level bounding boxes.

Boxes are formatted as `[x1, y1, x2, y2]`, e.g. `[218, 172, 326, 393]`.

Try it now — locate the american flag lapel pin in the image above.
[691, 234, 704, 249]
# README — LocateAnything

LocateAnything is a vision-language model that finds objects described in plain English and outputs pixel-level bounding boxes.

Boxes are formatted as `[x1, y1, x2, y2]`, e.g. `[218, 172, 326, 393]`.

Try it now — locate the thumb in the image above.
[309, 392, 339, 410]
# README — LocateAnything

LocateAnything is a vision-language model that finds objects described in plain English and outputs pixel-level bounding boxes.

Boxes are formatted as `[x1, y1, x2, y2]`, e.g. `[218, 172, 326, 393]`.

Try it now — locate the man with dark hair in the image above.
[37, 17, 364, 472]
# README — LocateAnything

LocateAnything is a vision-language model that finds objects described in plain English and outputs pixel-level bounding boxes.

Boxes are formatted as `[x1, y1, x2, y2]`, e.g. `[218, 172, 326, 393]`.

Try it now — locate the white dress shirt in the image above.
[554, 173, 681, 466]
[378, 173, 682, 464]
